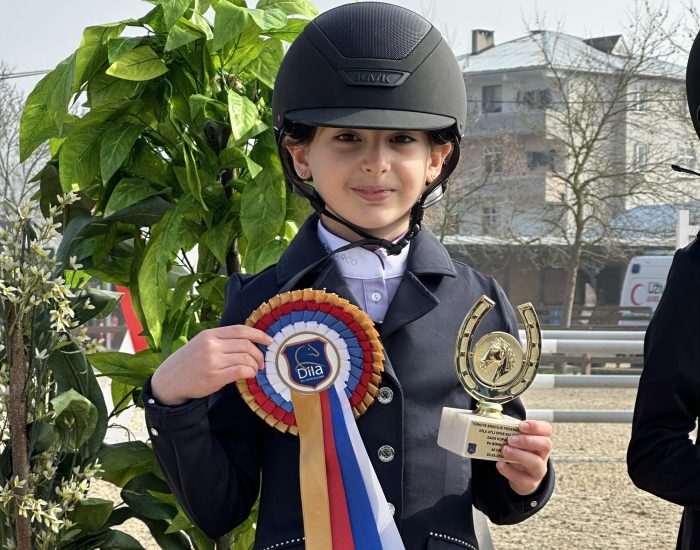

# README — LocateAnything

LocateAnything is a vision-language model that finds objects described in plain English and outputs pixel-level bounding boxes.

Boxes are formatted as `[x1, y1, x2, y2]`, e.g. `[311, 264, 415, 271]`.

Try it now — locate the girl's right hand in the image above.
[150, 325, 273, 406]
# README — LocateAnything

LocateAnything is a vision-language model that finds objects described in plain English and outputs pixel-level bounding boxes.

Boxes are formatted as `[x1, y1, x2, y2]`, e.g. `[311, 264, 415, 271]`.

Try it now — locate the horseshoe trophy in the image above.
[437, 296, 541, 462]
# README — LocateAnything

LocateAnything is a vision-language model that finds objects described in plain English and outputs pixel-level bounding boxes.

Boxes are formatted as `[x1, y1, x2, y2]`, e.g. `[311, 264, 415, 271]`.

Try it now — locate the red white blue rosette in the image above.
[235, 289, 403, 549]
[236, 289, 384, 436]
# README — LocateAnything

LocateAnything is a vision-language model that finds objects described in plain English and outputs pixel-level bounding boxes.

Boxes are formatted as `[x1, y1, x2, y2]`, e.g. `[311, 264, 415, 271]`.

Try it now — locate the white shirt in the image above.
[317, 221, 409, 323]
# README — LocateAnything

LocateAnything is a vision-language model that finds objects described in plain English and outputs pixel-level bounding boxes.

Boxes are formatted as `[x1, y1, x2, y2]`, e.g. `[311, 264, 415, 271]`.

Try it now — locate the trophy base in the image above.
[437, 406, 521, 462]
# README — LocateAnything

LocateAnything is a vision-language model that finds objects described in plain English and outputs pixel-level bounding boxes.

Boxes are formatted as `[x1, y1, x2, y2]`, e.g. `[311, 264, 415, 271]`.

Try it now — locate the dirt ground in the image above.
[91, 385, 684, 549]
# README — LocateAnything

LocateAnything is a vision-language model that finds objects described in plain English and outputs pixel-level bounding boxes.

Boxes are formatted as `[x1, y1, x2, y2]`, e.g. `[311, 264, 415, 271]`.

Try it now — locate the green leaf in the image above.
[121, 473, 175, 521]
[19, 54, 76, 161]
[243, 37, 283, 89]
[49, 342, 108, 457]
[165, 21, 203, 51]
[97, 441, 156, 487]
[189, 95, 229, 124]
[104, 178, 162, 217]
[88, 350, 162, 387]
[106, 46, 168, 81]
[265, 17, 310, 42]
[147, 0, 191, 29]
[107, 36, 144, 64]
[69, 528, 146, 550]
[56, 197, 174, 264]
[138, 232, 168, 346]
[72, 287, 122, 324]
[227, 90, 260, 141]
[240, 167, 286, 245]
[164, 511, 194, 534]
[101, 124, 144, 183]
[219, 147, 263, 178]
[196, 276, 227, 310]
[243, 238, 287, 273]
[256, 0, 319, 18]
[213, 2, 251, 51]
[111, 379, 135, 416]
[74, 24, 127, 86]
[29, 422, 55, 455]
[37, 164, 62, 218]
[201, 214, 238, 265]
[188, 11, 214, 40]
[51, 388, 99, 451]
[72, 498, 114, 533]
[87, 72, 141, 108]
[59, 108, 114, 191]
[247, 7, 287, 31]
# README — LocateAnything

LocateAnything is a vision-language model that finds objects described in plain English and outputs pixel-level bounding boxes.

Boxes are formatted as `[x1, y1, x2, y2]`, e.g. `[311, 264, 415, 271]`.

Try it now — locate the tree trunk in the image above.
[561, 244, 582, 328]
[7, 306, 32, 549]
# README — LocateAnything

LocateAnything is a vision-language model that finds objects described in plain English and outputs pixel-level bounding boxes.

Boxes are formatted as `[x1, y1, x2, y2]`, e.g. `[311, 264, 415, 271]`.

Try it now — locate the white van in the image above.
[619, 256, 673, 322]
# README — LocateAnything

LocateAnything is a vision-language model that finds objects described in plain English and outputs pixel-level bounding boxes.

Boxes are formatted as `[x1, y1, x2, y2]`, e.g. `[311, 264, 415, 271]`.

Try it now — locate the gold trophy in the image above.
[437, 296, 541, 462]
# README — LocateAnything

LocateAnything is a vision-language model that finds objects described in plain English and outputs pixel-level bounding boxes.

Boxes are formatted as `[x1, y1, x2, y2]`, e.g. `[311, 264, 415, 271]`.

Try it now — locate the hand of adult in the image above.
[150, 325, 273, 406]
[496, 420, 553, 496]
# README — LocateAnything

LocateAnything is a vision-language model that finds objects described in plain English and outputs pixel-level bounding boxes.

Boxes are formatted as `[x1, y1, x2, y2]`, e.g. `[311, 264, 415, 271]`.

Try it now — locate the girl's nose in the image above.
[361, 143, 391, 175]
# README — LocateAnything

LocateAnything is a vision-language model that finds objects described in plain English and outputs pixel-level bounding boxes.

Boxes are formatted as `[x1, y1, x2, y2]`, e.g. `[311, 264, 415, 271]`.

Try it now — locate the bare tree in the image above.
[0, 64, 48, 215]
[522, 2, 700, 326]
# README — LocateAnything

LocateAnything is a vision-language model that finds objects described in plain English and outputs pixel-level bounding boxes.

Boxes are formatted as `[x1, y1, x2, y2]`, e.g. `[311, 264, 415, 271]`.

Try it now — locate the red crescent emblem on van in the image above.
[631, 283, 644, 305]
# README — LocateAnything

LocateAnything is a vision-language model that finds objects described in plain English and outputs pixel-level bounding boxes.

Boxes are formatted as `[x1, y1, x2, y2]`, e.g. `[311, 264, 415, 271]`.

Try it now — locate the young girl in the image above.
[144, 3, 554, 549]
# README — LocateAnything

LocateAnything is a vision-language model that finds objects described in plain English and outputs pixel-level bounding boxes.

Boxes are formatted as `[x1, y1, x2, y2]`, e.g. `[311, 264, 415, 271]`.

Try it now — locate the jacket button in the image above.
[378, 387, 394, 404]
[150, 427, 159, 437]
[378, 445, 395, 462]
[387, 502, 395, 516]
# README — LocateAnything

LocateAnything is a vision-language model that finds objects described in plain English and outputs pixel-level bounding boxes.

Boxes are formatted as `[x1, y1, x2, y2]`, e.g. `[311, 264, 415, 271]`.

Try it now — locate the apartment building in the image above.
[440, 29, 696, 307]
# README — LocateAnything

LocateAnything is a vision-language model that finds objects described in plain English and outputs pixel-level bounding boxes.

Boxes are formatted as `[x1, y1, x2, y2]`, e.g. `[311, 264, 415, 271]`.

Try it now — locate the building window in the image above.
[482, 206, 500, 235]
[526, 150, 555, 170]
[633, 83, 647, 112]
[634, 143, 648, 172]
[678, 146, 696, 175]
[517, 88, 553, 109]
[484, 149, 504, 174]
[482, 85, 502, 113]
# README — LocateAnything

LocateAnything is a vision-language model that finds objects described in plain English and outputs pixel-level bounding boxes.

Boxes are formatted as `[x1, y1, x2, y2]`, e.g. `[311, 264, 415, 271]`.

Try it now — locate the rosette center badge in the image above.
[280, 335, 339, 392]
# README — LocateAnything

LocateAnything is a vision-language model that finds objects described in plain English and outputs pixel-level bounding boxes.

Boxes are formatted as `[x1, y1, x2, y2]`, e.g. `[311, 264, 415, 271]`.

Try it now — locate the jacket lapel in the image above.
[381, 228, 457, 339]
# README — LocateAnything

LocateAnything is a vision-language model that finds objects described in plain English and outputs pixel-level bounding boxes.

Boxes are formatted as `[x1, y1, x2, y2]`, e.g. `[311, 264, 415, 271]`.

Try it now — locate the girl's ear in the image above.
[428, 142, 454, 181]
[285, 137, 312, 180]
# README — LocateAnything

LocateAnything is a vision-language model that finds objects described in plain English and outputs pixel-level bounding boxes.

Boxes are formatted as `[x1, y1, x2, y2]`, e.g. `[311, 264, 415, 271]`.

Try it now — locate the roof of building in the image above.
[458, 30, 684, 79]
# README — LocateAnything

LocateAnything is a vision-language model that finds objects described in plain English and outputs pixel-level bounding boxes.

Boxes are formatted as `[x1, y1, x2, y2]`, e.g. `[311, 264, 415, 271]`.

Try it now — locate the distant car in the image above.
[619, 256, 673, 325]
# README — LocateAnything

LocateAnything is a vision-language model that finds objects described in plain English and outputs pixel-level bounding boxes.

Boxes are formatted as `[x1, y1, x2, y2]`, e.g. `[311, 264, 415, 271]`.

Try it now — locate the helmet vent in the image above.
[315, 3, 431, 60]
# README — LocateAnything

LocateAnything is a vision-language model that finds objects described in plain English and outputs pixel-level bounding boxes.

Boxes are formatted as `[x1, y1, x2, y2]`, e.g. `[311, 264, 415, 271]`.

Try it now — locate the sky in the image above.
[0, 0, 692, 96]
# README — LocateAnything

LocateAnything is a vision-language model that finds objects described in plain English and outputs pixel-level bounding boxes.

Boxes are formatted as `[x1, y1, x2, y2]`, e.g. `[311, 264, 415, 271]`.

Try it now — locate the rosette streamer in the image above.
[237, 290, 404, 549]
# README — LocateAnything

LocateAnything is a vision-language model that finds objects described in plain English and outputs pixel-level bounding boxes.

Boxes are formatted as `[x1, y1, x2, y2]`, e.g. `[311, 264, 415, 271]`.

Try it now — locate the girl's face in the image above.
[287, 127, 452, 241]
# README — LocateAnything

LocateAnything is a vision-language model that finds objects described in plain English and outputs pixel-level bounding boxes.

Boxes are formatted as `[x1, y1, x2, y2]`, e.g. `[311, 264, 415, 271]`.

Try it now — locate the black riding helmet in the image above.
[688, 30, 700, 141]
[272, 1, 468, 254]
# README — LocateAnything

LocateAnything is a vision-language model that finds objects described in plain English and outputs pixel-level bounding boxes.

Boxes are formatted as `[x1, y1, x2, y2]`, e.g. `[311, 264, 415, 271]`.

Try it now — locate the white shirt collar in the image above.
[316, 220, 409, 280]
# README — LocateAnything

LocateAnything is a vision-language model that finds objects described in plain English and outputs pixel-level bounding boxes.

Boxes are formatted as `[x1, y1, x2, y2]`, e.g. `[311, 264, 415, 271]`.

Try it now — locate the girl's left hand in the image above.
[495, 420, 553, 496]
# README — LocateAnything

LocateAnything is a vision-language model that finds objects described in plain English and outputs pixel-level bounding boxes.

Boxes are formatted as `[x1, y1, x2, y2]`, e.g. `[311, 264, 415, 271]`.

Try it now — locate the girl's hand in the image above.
[496, 420, 553, 496]
[150, 325, 273, 406]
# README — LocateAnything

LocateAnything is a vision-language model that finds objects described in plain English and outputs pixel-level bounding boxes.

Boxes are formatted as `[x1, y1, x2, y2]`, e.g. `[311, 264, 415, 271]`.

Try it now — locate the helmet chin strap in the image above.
[278, 197, 423, 293]
[305, 188, 423, 256]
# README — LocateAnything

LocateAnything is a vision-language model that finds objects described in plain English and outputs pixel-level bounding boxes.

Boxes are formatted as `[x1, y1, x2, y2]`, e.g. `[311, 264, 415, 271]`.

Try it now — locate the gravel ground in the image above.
[91, 385, 685, 549]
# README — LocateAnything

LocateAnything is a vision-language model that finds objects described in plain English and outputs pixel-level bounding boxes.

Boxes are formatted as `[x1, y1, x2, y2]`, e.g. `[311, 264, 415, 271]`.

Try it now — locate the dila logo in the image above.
[283, 339, 332, 389]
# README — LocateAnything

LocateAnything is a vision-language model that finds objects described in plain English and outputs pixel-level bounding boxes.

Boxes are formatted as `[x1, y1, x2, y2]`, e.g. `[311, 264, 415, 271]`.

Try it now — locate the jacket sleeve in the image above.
[472, 279, 555, 524]
[627, 245, 700, 508]
[143, 274, 263, 538]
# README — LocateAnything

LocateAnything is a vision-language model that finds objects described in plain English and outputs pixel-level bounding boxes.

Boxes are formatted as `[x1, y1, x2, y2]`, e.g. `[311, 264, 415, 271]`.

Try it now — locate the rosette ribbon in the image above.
[237, 289, 405, 549]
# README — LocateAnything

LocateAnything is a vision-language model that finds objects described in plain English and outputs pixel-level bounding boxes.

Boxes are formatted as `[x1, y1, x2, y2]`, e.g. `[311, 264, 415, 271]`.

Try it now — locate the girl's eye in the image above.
[392, 134, 416, 144]
[335, 133, 359, 142]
